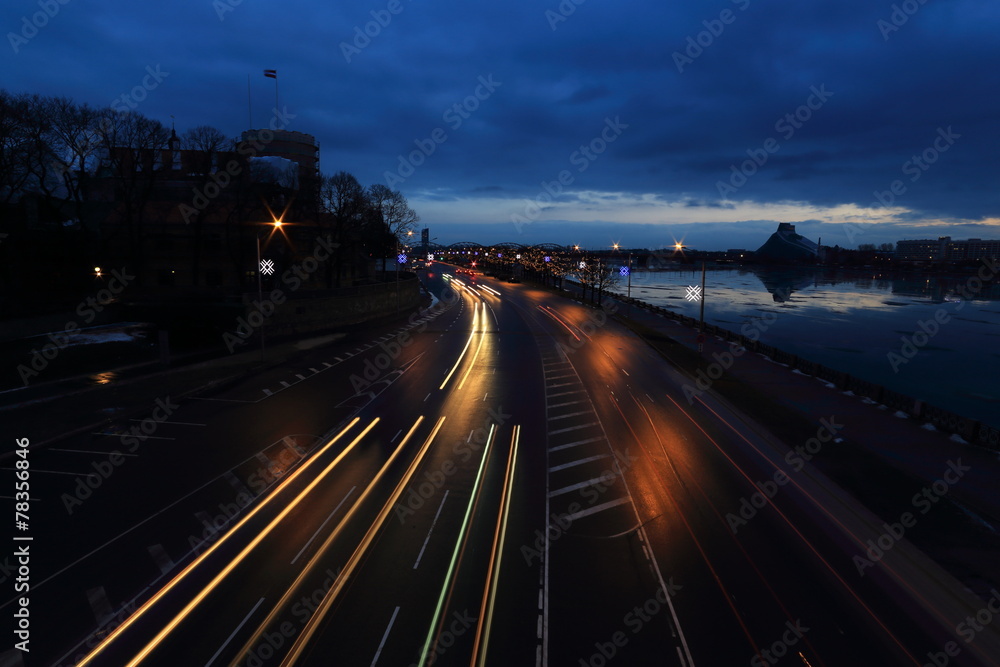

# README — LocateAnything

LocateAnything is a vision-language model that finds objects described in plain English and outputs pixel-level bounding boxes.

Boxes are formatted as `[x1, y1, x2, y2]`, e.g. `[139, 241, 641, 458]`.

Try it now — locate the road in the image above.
[6, 264, 1000, 666]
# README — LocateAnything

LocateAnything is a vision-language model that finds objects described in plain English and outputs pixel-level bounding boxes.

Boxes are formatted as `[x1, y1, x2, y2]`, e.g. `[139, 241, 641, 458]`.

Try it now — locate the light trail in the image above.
[471, 425, 519, 667]
[418, 425, 497, 667]
[439, 301, 480, 390]
[607, 392, 761, 660]
[628, 391, 826, 665]
[76, 418, 365, 666]
[536, 305, 580, 342]
[121, 419, 380, 667]
[280, 416, 447, 666]
[233, 416, 429, 664]
[457, 300, 488, 390]
[666, 394, 923, 666]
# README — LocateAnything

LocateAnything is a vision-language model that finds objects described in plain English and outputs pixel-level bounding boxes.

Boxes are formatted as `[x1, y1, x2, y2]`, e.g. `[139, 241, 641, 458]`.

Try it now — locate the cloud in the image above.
[3, 0, 998, 248]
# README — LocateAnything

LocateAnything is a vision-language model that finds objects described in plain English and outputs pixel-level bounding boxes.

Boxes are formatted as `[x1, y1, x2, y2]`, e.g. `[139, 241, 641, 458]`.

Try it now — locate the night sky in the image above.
[5, 0, 999, 250]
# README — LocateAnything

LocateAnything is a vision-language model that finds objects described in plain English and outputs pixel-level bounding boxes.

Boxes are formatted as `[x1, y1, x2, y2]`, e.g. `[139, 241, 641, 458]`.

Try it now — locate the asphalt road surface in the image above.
[6, 264, 999, 667]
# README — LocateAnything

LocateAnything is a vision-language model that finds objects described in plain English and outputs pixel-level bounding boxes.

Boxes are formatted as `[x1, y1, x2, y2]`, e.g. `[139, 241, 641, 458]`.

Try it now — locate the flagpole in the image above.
[247, 74, 253, 128]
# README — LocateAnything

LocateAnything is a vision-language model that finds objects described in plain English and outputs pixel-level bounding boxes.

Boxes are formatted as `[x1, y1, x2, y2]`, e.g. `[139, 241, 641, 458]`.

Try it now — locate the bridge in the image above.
[416, 241, 687, 269]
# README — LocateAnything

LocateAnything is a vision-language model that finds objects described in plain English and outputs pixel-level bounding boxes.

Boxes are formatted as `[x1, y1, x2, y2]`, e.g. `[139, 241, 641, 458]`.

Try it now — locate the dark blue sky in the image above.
[5, 0, 999, 250]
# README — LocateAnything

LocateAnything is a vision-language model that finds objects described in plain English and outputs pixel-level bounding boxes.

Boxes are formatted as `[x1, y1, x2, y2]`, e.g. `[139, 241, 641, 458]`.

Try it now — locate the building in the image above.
[755, 223, 818, 262]
[238, 129, 320, 181]
[895, 237, 1000, 263]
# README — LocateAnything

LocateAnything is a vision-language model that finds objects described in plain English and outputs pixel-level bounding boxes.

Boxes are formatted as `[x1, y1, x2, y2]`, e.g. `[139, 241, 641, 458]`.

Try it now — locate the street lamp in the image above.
[256, 219, 282, 362]
[611, 243, 631, 299]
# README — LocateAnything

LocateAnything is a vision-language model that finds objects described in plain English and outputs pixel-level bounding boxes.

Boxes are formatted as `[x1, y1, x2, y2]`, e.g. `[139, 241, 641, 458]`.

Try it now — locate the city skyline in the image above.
[4, 0, 999, 250]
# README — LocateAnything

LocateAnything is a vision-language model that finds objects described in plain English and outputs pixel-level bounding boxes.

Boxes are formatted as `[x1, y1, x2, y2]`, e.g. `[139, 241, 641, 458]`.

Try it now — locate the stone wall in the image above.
[245, 275, 421, 339]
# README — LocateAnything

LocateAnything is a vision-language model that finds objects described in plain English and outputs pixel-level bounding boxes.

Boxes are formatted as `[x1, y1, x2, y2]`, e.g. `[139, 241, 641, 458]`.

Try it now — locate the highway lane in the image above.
[499, 278, 999, 666]
[277, 271, 549, 667]
[13, 264, 1000, 666]
[11, 281, 470, 666]
[48, 272, 548, 664]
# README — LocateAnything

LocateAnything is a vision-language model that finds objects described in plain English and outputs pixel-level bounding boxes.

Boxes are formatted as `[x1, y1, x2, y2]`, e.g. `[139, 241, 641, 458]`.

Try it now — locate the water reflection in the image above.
[614, 266, 1000, 428]
[740, 266, 1000, 304]
[747, 268, 816, 302]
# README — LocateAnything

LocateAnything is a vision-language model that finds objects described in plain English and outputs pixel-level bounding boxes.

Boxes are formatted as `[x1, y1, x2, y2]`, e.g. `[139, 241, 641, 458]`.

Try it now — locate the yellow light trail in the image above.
[471, 425, 519, 667]
[456, 301, 488, 391]
[418, 425, 496, 667]
[232, 416, 428, 664]
[280, 416, 447, 666]
[76, 418, 365, 667]
[439, 301, 479, 390]
[123, 419, 379, 667]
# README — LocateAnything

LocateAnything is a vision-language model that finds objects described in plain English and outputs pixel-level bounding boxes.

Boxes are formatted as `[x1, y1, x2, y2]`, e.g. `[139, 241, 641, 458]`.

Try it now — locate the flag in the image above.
[264, 69, 277, 79]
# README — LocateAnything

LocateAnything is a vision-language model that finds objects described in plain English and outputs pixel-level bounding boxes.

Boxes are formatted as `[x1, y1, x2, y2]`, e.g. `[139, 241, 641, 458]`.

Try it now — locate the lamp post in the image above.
[395, 229, 414, 312]
[256, 219, 282, 362]
[612, 242, 632, 299]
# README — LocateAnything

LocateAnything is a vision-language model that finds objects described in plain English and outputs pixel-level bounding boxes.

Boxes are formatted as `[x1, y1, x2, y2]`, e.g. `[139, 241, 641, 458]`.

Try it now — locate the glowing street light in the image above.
[256, 218, 283, 362]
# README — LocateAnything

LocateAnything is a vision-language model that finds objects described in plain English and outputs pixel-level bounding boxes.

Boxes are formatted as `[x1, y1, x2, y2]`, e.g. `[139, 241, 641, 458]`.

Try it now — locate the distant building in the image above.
[239, 129, 319, 181]
[895, 237, 1000, 263]
[755, 223, 818, 262]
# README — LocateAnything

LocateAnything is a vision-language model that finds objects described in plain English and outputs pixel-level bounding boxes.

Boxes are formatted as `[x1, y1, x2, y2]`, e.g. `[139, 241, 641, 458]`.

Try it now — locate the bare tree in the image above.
[180, 125, 230, 285]
[0, 91, 33, 204]
[94, 109, 170, 274]
[368, 184, 419, 241]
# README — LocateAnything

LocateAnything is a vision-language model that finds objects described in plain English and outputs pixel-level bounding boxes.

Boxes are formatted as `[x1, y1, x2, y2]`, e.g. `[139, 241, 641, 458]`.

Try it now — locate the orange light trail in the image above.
[76, 418, 366, 666]
[124, 419, 379, 666]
